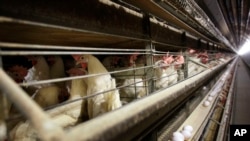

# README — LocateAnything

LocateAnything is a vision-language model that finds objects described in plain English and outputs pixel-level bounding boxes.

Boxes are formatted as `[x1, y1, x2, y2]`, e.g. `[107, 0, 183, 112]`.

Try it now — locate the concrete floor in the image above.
[232, 58, 250, 124]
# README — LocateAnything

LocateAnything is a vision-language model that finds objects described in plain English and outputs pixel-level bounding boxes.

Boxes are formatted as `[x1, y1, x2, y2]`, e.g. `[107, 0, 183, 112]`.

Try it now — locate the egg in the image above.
[172, 131, 184, 141]
[203, 100, 210, 107]
[183, 125, 193, 133]
[207, 96, 213, 102]
[172, 135, 184, 141]
[181, 130, 192, 140]
[202, 86, 207, 90]
[209, 92, 216, 97]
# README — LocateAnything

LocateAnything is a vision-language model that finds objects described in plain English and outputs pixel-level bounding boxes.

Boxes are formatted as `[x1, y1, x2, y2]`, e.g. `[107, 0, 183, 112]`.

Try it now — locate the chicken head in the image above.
[8, 65, 28, 83]
[72, 55, 88, 69]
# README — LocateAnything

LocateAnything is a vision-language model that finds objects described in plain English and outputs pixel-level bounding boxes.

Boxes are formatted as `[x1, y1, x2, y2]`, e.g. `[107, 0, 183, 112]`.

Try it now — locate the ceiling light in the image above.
[237, 40, 250, 55]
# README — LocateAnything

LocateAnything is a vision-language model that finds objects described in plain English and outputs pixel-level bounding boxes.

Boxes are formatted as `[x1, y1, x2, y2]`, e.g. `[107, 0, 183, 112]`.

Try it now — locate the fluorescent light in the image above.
[238, 40, 250, 55]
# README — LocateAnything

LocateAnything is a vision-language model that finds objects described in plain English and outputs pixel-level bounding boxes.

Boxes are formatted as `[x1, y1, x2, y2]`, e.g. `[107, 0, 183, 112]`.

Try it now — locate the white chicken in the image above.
[186, 49, 208, 77]
[9, 59, 88, 141]
[173, 53, 185, 81]
[104, 54, 146, 104]
[24, 56, 50, 89]
[154, 60, 170, 89]
[66, 67, 88, 119]
[66, 67, 87, 100]
[118, 78, 146, 104]
[47, 56, 66, 82]
[73, 54, 122, 118]
[24, 56, 67, 108]
[47, 55, 69, 102]
[32, 85, 62, 108]
[154, 54, 178, 90]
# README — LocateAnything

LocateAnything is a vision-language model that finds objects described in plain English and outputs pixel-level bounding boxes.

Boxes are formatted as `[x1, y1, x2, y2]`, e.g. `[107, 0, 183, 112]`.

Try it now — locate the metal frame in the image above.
[0, 1, 236, 140]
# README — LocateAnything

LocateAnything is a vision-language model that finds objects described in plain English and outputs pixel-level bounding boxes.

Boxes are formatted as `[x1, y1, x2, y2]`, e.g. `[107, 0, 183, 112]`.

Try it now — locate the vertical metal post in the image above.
[184, 51, 188, 79]
[146, 42, 154, 95]
[142, 12, 154, 95]
[0, 48, 7, 141]
[182, 32, 188, 79]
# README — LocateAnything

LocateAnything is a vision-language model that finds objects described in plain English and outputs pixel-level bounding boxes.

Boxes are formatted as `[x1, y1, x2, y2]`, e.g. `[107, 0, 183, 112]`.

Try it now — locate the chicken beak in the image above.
[75, 60, 87, 69]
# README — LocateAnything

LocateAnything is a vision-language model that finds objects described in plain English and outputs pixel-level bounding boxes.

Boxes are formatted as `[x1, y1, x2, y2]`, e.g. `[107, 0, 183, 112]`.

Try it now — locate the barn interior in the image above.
[0, 0, 249, 141]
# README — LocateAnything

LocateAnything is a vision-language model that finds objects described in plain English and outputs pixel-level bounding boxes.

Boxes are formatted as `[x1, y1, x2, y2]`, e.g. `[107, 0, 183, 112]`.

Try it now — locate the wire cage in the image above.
[0, 0, 235, 141]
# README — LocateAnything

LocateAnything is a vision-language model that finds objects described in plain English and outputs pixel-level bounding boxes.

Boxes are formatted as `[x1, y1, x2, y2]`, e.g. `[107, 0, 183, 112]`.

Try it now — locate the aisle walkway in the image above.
[232, 57, 250, 124]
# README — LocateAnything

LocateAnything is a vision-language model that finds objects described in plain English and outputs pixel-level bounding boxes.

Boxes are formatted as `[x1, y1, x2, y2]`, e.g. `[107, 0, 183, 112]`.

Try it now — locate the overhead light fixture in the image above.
[237, 40, 250, 55]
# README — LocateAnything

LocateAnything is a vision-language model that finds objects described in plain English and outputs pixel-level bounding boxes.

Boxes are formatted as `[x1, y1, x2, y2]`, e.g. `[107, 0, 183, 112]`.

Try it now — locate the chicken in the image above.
[22, 55, 50, 97]
[24, 56, 50, 89]
[102, 56, 123, 69]
[173, 53, 185, 81]
[9, 68, 88, 141]
[103, 53, 144, 78]
[107, 54, 146, 104]
[23, 56, 66, 108]
[9, 63, 87, 141]
[9, 99, 86, 141]
[186, 49, 208, 77]
[66, 67, 88, 119]
[32, 85, 62, 108]
[154, 60, 169, 89]
[73, 54, 122, 118]
[217, 53, 227, 63]
[66, 67, 88, 100]
[118, 78, 146, 104]
[102, 53, 139, 68]
[7, 65, 28, 83]
[197, 50, 209, 64]
[154, 54, 178, 90]
[47, 56, 65, 81]
[47, 56, 69, 102]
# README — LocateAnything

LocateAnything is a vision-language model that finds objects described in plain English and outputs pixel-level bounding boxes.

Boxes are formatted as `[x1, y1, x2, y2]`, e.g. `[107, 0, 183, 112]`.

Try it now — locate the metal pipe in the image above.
[19, 65, 153, 87]
[0, 68, 64, 141]
[61, 57, 234, 141]
[0, 41, 149, 52]
[0, 51, 150, 56]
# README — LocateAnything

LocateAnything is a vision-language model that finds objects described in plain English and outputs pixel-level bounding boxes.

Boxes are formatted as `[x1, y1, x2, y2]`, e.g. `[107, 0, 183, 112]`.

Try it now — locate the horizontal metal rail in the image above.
[0, 41, 149, 52]
[0, 51, 150, 56]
